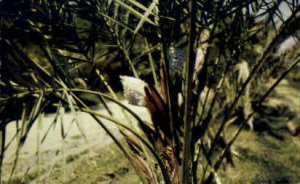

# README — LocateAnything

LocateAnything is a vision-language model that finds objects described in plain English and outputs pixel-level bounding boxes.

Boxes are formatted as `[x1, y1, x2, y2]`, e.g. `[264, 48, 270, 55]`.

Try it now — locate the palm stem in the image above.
[181, 0, 197, 183]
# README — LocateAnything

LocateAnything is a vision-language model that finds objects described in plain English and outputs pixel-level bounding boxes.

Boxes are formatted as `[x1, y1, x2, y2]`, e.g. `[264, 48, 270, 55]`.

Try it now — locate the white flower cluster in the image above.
[120, 75, 148, 106]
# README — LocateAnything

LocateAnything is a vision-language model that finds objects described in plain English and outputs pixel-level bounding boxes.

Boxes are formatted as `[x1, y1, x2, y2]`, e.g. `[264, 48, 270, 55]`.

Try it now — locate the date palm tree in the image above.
[1, 0, 299, 183]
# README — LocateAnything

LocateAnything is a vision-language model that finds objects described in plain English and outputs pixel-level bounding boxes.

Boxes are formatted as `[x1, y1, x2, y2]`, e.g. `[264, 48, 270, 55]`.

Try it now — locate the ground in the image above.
[2, 76, 299, 184]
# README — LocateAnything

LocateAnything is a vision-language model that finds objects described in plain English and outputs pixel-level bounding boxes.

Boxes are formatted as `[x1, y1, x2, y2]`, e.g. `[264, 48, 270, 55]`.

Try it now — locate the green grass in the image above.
[220, 128, 300, 184]
[8, 125, 299, 184]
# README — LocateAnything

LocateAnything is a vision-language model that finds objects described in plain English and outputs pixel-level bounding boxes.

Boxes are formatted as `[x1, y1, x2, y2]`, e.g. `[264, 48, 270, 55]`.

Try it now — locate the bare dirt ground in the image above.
[2, 102, 149, 183]
[2, 78, 300, 184]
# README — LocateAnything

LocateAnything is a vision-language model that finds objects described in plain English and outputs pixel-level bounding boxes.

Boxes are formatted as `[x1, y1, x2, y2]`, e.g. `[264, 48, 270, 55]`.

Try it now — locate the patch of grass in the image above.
[220, 127, 300, 184]
[3, 169, 40, 184]
[38, 140, 140, 184]
[65, 154, 80, 164]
